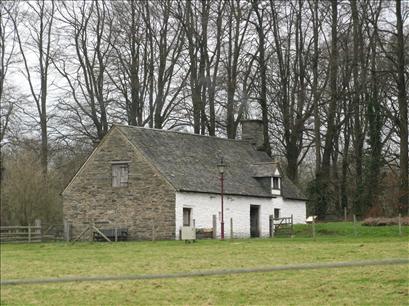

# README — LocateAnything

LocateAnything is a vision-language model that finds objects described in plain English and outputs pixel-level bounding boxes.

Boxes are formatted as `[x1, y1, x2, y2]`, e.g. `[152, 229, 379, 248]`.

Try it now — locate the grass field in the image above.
[1, 222, 408, 305]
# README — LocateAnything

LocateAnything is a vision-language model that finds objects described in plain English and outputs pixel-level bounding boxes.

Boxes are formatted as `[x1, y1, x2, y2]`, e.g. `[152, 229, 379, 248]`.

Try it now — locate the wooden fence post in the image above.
[63, 220, 70, 242]
[151, 221, 155, 241]
[271, 216, 275, 238]
[398, 214, 402, 236]
[212, 215, 217, 239]
[34, 219, 42, 242]
[230, 218, 233, 239]
[28, 225, 31, 243]
[344, 207, 347, 222]
[291, 214, 294, 237]
[312, 219, 316, 240]
[353, 215, 357, 237]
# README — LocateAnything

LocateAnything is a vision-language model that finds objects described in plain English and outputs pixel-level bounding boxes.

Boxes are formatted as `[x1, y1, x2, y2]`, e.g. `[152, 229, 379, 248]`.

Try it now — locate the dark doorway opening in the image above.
[250, 205, 260, 237]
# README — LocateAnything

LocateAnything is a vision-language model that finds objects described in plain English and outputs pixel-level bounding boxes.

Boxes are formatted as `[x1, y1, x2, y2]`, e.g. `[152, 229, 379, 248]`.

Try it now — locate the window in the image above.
[112, 163, 129, 187]
[274, 208, 280, 219]
[183, 208, 191, 226]
[272, 177, 280, 189]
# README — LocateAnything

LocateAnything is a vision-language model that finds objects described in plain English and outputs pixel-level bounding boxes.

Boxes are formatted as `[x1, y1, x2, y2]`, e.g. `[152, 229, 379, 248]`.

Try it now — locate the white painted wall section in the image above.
[175, 192, 306, 240]
[271, 196, 307, 224]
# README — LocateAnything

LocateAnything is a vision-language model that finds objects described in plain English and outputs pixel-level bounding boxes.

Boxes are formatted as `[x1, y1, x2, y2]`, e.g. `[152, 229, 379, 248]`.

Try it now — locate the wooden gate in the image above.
[269, 215, 294, 237]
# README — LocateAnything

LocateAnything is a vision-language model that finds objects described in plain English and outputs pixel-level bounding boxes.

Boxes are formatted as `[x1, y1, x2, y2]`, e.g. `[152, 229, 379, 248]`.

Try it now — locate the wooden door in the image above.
[250, 205, 260, 237]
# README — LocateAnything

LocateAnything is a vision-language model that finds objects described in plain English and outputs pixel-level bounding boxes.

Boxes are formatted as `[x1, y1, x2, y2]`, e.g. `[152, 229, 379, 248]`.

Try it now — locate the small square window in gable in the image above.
[112, 162, 129, 187]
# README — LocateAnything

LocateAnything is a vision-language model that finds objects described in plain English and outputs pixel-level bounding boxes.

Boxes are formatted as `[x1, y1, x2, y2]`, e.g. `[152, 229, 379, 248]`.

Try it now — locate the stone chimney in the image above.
[241, 120, 264, 151]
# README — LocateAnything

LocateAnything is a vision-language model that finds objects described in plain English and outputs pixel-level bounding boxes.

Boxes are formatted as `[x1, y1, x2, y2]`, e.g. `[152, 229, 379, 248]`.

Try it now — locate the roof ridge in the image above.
[252, 161, 279, 165]
[114, 124, 248, 143]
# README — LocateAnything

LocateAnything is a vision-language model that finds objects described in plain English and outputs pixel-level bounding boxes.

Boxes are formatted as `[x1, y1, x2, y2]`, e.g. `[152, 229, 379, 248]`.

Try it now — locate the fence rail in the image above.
[42, 224, 65, 241]
[0, 226, 42, 243]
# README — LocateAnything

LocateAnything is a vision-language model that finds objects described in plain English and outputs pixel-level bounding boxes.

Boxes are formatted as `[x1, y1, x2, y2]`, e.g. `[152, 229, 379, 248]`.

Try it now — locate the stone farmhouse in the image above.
[62, 120, 307, 240]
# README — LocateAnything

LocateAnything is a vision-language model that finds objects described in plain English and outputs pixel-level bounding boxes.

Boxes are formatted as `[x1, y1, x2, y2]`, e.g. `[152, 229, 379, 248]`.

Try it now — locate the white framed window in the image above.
[112, 163, 129, 187]
[272, 177, 280, 189]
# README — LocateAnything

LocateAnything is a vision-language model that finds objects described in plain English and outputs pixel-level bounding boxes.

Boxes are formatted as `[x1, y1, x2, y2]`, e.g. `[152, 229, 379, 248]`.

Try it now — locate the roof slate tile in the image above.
[117, 125, 307, 200]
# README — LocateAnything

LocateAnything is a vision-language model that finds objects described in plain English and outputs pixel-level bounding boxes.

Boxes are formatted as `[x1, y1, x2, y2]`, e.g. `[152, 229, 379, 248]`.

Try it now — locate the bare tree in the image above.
[395, 0, 408, 212]
[173, 0, 228, 135]
[2, 0, 406, 219]
[107, 1, 188, 130]
[146, 1, 187, 130]
[359, 1, 384, 213]
[222, 0, 251, 139]
[10, 0, 55, 175]
[0, 2, 18, 145]
[252, 0, 271, 155]
[204, 0, 225, 136]
[309, 0, 322, 174]
[268, 1, 318, 180]
[350, 0, 370, 214]
[108, 0, 149, 127]
[311, 0, 339, 218]
[55, 0, 113, 143]
[176, 0, 206, 134]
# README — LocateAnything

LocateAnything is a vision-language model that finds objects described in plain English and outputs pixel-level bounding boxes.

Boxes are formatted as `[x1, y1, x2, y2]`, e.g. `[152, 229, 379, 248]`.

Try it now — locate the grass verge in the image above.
[1, 222, 408, 305]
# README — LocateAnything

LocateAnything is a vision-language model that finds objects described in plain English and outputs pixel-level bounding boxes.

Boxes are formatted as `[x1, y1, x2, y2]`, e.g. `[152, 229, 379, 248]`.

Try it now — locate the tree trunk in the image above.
[351, 0, 365, 215]
[253, 1, 271, 156]
[396, 0, 408, 214]
[311, 0, 321, 174]
[316, 0, 338, 218]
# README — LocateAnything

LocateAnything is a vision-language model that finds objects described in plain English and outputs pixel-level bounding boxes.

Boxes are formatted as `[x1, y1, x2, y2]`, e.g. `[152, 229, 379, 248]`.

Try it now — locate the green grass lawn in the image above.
[1, 222, 408, 305]
[293, 221, 409, 238]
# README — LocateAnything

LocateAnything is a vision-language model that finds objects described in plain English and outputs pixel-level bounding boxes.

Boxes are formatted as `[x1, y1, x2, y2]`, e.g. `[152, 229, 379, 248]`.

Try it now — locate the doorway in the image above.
[250, 205, 260, 237]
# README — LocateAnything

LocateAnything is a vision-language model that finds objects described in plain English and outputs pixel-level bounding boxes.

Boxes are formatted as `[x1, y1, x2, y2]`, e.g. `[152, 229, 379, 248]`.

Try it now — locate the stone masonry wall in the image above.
[63, 127, 176, 240]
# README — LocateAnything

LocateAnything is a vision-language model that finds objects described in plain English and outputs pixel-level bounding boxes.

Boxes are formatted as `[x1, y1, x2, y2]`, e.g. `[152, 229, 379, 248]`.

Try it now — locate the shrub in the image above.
[362, 217, 409, 226]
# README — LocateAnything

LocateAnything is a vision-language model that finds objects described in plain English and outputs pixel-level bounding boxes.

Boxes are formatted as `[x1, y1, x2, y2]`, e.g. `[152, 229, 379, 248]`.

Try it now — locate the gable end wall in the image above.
[63, 128, 176, 240]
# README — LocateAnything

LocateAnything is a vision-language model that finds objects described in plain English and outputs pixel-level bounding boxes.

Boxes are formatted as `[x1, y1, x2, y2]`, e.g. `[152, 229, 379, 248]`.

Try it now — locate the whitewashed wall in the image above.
[175, 192, 306, 239]
[271, 197, 307, 224]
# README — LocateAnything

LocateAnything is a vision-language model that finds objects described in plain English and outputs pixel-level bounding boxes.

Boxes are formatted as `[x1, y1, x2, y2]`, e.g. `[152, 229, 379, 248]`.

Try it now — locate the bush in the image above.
[361, 217, 409, 226]
[1, 151, 62, 225]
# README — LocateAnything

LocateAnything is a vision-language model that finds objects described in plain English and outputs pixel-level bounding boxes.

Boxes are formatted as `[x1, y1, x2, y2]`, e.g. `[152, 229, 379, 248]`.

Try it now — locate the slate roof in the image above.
[251, 162, 281, 178]
[281, 176, 308, 200]
[117, 125, 307, 200]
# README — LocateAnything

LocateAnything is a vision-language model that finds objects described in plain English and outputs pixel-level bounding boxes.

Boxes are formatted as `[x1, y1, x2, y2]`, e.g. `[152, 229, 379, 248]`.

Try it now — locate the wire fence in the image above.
[2, 258, 407, 286]
[2, 214, 406, 243]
